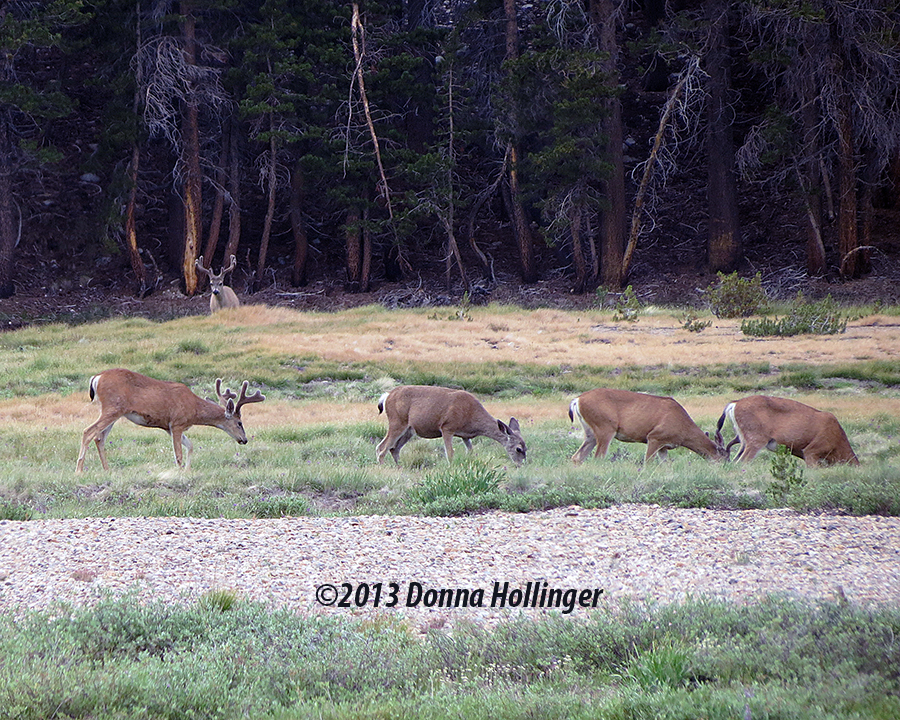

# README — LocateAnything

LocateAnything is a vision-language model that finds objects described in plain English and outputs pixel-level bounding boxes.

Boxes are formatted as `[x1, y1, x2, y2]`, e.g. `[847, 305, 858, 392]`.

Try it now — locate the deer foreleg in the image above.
[170, 429, 193, 468]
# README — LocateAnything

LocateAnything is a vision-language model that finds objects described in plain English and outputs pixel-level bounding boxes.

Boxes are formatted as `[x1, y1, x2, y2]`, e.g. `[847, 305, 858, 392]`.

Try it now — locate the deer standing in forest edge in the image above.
[715, 395, 859, 467]
[569, 388, 725, 463]
[76, 369, 265, 472]
[196, 254, 240, 312]
[376, 385, 527, 465]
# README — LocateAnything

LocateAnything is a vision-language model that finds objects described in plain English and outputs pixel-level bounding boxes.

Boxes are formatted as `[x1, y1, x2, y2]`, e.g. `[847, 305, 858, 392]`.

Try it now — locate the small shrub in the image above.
[613, 285, 643, 322]
[0, 499, 33, 521]
[705, 271, 768, 318]
[767, 445, 805, 505]
[680, 311, 711, 333]
[742, 293, 847, 337]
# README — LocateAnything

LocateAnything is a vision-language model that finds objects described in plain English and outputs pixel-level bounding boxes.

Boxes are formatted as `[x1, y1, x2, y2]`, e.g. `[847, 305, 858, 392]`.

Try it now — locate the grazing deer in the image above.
[715, 395, 859, 467]
[569, 388, 725, 464]
[195, 255, 240, 312]
[376, 385, 526, 466]
[76, 368, 265, 472]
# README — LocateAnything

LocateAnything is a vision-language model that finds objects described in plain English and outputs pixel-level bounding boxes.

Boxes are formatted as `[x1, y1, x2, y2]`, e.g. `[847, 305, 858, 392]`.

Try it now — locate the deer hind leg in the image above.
[76, 418, 117, 472]
[389, 427, 414, 464]
[572, 423, 614, 465]
[376, 424, 412, 464]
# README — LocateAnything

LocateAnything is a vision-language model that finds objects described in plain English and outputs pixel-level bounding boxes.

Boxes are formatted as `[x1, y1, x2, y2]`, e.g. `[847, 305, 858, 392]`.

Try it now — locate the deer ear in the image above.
[225, 398, 236, 416]
[508, 417, 520, 432]
[497, 419, 511, 435]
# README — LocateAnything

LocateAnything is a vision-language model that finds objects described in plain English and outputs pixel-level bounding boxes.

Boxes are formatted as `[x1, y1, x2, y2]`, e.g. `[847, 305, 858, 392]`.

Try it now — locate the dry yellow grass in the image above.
[211, 305, 900, 369]
[5, 304, 898, 432]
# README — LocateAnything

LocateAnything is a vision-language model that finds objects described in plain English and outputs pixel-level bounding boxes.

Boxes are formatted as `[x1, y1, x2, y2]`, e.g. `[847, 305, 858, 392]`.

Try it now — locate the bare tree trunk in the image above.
[124, 6, 147, 296]
[201, 127, 228, 271]
[254, 127, 277, 293]
[123, 143, 148, 295]
[705, 0, 741, 273]
[622, 58, 698, 281]
[503, 0, 536, 283]
[800, 92, 826, 276]
[290, 159, 308, 286]
[360, 206, 372, 293]
[570, 203, 587, 294]
[222, 114, 241, 263]
[181, 2, 201, 296]
[0, 118, 15, 298]
[592, 0, 625, 290]
[345, 207, 361, 291]
[836, 79, 860, 278]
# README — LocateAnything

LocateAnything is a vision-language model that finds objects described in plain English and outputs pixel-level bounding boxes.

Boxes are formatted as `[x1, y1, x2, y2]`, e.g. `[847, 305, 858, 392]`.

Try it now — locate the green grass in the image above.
[0, 305, 897, 519]
[0, 594, 897, 719]
[2, 310, 900, 719]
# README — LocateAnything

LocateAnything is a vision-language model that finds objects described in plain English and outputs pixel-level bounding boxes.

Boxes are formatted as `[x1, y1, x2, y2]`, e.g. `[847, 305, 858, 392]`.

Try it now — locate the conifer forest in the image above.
[2, 0, 899, 310]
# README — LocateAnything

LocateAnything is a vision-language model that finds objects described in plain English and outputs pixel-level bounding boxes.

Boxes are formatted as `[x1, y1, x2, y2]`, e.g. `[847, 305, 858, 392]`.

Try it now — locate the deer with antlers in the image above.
[569, 388, 726, 463]
[715, 395, 859, 467]
[195, 255, 240, 312]
[76, 369, 265, 472]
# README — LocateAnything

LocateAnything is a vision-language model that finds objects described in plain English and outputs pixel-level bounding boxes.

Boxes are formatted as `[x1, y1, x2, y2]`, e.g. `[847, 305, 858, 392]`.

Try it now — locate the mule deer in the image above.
[569, 388, 725, 463]
[76, 368, 265, 472]
[715, 395, 859, 467]
[195, 255, 240, 312]
[376, 385, 526, 465]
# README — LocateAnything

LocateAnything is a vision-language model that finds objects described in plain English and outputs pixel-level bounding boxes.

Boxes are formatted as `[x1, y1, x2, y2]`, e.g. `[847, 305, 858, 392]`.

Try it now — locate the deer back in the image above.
[91, 369, 224, 431]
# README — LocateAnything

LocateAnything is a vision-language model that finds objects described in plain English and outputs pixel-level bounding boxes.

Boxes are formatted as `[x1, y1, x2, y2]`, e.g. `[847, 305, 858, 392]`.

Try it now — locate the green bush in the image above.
[705, 271, 768, 318]
[612, 285, 643, 322]
[767, 445, 805, 505]
[742, 293, 847, 337]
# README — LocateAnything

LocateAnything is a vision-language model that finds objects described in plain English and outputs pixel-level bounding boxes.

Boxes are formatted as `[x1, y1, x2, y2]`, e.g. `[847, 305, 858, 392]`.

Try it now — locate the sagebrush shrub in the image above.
[742, 293, 846, 337]
[706, 272, 768, 318]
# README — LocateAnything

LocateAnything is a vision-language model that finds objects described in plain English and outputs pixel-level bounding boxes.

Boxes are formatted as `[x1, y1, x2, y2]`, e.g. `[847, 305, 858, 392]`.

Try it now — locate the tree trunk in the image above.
[290, 159, 308, 286]
[123, 143, 148, 295]
[0, 118, 15, 298]
[705, 0, 741, 273]
[180, 2, 201, 295]
[570, 203, 587, 294]
[592, 0, 625, 290]
[124, 7, 147, 297]
[800, 90, 826, 276]
[345, 207, 361, 291]
[503, 0, 536, 283]
[201, 127, 229, 271]
[360, 206, 372, 293]
[222, 113, 242, 263]
[255, 127, 277, 293]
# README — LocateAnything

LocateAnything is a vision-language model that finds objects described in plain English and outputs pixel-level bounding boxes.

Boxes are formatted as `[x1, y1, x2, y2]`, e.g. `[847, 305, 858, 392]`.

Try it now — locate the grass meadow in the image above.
[1, 303, 899, 718]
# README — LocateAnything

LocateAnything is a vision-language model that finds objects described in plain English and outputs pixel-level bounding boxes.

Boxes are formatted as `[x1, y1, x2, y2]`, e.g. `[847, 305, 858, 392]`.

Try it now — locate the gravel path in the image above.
[1, 506, 898, 629]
